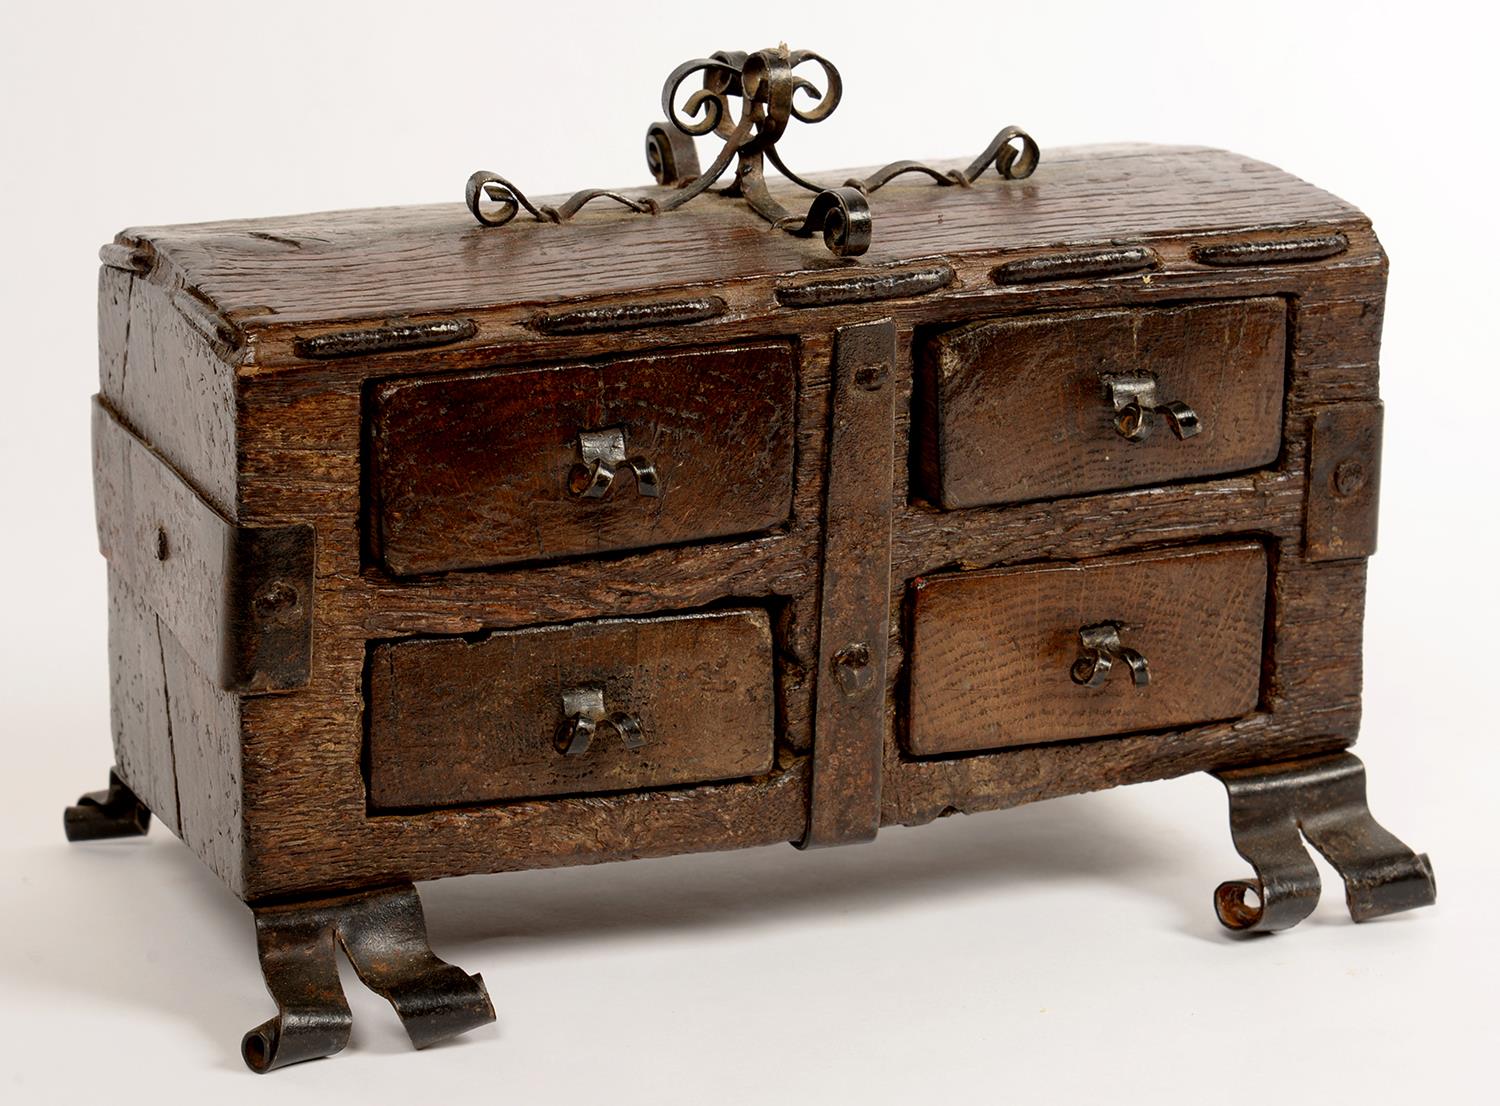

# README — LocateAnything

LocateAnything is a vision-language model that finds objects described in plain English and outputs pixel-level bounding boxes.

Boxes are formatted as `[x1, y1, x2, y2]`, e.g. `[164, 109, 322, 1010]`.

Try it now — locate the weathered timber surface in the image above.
[114, 146, 1362, 339]
[908, 542, 1269, 754]
[368, 609, 777, 808]
[369, 343, 797, 575]
[917, 298, 1287, 508]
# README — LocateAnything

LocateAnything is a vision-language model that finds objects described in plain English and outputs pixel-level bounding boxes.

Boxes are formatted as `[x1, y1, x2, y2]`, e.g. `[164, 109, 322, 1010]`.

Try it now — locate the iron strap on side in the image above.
[91, 397, 315, 693]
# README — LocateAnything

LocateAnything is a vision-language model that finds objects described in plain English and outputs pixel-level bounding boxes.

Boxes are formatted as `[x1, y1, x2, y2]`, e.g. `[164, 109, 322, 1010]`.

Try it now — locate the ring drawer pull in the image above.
[1070, 622, 1150, 689]
[1105, 374, 1202, 443]
[555, 685, 648, 756]
[569, 427, 661, 500]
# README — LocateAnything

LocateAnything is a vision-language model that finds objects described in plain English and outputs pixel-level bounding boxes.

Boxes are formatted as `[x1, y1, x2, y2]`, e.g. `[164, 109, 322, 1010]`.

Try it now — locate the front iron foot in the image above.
[243, 882, 494, 1073]
[1212, 751, 1435, 934]
[63, 769, 151, 841]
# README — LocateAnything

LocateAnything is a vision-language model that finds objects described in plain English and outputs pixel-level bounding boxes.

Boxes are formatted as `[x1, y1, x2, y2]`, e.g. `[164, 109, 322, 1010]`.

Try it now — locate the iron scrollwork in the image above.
[466, 46, 1038, 257]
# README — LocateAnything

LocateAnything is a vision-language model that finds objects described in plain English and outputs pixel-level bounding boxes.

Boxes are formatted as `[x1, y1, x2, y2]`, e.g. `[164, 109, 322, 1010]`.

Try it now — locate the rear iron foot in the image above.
[64, 769, 151, 841]
[1212, 751, 1435, 934]
[243, 882, 494, 1073]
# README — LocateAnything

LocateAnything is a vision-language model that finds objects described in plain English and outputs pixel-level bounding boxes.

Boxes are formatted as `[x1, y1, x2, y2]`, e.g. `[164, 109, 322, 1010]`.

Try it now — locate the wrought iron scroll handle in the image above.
[568, 427, 661, 500]
[466, 46, 1036, 257]
[1105, 375, 1201, 443]
[555, 685, 648, 756]
[1070, 622, 1150, 689]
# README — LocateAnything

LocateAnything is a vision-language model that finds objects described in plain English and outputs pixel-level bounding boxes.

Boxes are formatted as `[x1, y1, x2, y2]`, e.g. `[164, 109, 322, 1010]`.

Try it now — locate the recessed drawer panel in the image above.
[917, 298, 1286, 509]
[369, 342, 797, 575]
[368, 608, 777, 810]
[907, 541, 1268, 755]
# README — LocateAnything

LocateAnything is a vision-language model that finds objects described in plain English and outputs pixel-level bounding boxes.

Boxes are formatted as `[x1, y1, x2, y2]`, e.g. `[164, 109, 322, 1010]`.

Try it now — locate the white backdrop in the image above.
[2, 2, 1494, 1102]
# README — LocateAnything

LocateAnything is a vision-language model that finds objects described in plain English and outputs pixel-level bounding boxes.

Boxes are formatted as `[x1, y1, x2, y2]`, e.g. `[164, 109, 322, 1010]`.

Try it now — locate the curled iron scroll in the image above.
[464, 47, 1038, 256]
[774, 187, 873, 258]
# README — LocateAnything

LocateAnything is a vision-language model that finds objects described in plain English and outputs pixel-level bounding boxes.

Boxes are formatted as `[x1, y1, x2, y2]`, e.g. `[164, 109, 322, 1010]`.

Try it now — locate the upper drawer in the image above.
[369, 342, 797, 575]
[916, 298, 1287, 509]
[367, 607, 777, 810]
[907, 541, 1268, 755]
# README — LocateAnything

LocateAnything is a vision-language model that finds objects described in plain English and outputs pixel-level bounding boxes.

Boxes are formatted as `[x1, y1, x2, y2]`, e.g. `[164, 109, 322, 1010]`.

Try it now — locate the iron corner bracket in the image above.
[92, 398, 315, 693]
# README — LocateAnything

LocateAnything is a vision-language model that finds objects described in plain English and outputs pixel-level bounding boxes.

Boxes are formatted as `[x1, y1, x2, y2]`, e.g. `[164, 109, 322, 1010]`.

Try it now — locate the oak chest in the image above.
[68, 46, 1435, 1072]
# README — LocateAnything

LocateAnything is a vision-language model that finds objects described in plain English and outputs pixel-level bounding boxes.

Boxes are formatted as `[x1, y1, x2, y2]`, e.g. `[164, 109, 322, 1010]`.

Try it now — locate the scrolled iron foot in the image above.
[1212, 751, 1436, 935]
[244, 883, 494, 1073]
[63, 769, 150, 842]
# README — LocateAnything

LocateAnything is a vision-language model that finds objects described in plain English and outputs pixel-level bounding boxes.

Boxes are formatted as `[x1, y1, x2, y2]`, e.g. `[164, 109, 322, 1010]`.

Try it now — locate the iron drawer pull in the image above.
[568, 427, 662, 500]
[1070, 622, 1150, 689]
[555, 685, 648, 756]
[1105, 374, 1201, 443]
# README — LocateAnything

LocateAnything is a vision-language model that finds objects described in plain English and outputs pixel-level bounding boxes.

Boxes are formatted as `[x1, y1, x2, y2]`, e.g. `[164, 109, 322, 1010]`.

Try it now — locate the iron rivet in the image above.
[253, 580, 300, 622]
[832, 641, 873, 695]
[1332, 459, 1366, 497]
[853, 363, 888, 391]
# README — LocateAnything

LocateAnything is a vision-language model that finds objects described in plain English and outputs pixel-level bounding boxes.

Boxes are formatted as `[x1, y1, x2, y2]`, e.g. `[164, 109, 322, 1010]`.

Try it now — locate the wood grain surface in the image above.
[368, 608, 776, 808]
[369, 342, 797, 575]
[907, 541, 1268, 754]
[917, 298, 1287, 508]
[112, 146, 1360, 340]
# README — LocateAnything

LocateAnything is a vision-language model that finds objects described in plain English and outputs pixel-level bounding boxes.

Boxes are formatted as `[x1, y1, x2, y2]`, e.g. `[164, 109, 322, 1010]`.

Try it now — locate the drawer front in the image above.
[370, 342, 797, 575]
[918, 298, 1286, 509]
[907, 541, 1268, 755]
[368, 608, 776, 809]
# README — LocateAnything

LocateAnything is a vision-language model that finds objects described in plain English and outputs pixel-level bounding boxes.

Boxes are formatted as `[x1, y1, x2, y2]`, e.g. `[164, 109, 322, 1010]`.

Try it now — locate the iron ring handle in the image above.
[568, 428, 662, 500]
[1070, 622, 1150, 689]
[555, 686, 649, 756]
[1105, 374, 1202, 443]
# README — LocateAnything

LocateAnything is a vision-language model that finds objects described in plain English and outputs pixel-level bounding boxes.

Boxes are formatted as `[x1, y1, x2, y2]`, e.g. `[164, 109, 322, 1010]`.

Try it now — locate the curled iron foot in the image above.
[244, 883, 494, 1073]
[1212, 751, 1435, 934]
[63, 770, 150, 842]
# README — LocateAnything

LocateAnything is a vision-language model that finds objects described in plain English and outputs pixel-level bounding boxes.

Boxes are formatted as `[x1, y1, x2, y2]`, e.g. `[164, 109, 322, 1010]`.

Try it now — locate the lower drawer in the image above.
[906, 541, 1268, 755]
[367, 608, 777, 809]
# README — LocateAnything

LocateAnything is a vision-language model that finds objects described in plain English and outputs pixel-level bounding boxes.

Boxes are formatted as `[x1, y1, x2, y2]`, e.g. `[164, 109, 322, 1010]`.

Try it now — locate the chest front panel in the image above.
[93, 145, 1388, 900]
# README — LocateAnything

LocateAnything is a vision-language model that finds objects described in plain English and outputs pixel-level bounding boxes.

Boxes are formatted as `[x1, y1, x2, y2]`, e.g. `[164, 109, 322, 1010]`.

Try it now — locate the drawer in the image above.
[907, 541, 1268, 755]
[367, 608, 777, 809]
[917, 298, 1286, 509]
[369, 342, 797, 575]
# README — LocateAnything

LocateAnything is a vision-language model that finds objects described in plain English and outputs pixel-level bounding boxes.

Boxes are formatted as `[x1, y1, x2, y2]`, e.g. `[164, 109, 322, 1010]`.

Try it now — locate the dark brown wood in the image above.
[369, 342, 798, 575]
[79, 141, 1401, 913]
[907, 542, 1268, 755]
[367, 608, 776, 808]
[916, 298, 1287, 509]
[1304, 401, 1383, 561]
[803, 319, 896, 847]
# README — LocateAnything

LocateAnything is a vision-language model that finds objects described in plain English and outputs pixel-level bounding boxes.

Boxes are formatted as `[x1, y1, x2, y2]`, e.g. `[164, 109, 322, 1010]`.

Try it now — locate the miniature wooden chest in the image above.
[69, 46, 1434, 1072]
